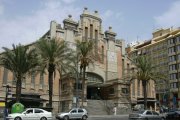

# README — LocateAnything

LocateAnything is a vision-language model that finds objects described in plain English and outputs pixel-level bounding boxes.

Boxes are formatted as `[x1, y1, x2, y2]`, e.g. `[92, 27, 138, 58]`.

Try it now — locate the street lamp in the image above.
[75, 54, 79, 108]
[5, 85, 10, 109]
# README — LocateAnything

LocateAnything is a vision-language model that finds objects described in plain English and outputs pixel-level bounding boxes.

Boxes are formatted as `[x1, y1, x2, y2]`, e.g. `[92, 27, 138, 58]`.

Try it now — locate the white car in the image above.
[56, 108, 88, 120]
[6, 108, 53, 120]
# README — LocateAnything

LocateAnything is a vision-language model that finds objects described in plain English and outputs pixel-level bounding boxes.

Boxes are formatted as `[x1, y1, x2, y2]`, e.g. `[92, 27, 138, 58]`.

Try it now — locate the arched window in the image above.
[86, 72, 103, 86]
[102, 46, 104, 63]
[31, 71, 35, 88]
[85, 27, 88, 40]
[90, 24, 93, 39]
[39, 73, 44, 89]
[3, 67, 8, 84]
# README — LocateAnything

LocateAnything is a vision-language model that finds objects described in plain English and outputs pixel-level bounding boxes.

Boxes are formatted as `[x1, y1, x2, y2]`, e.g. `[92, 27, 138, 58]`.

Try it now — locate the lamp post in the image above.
[5, 85, 10, 109]
[4, 85, 10, 119]
[76, 54, 79, 108]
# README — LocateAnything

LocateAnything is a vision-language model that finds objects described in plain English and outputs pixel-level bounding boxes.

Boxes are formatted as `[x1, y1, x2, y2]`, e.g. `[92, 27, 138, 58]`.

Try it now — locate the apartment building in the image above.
[127, 27, 180, 109]
[126, 41, 157, 109]
[167, 28, 180, 108]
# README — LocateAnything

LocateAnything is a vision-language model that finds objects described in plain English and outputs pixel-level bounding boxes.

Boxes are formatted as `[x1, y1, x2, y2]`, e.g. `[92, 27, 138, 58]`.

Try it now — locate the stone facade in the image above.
[0, 8, 156, 113]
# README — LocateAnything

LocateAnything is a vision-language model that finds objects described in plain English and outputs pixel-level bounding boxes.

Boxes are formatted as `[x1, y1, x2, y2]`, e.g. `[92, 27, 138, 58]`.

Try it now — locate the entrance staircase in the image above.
[85, 100, 132, 115]
[85, 100, 113, 115]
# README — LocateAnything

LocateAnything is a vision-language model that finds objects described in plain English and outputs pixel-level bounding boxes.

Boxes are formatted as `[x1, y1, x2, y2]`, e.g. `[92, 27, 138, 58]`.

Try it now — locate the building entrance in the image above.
[86, 72, 104, 100]
[87, 87, 102, 100]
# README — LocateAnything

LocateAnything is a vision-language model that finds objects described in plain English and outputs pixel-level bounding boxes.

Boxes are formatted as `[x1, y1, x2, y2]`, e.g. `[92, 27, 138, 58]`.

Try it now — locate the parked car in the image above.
[133, 104, 144, 111]
[159, 106, 169, 113]
[6, 108, 52, 120]
[129, 110, 166, 120]
[56, 108, 88, 120]
[165, 109, 180, 120]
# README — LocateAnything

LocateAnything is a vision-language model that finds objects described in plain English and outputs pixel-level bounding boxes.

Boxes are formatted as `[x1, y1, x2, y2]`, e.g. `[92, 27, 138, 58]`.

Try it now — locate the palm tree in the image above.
[57, 49, 78, 110]
[0, 44, 39, 102]
[132, 55, 166, 110]
[76, 40, 94, 107]
[36, 38, 74, 108]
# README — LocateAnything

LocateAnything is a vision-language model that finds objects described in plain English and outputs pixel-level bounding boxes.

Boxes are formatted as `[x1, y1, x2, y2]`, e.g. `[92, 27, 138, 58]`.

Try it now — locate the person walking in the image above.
[113, 106, 117, 115]
[3, 108, 8, 120]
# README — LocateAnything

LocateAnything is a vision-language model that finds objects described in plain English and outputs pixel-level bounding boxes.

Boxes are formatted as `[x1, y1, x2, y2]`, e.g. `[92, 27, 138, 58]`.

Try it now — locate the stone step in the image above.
[85, 100, 132, 115]
[85, 100, 108, 115]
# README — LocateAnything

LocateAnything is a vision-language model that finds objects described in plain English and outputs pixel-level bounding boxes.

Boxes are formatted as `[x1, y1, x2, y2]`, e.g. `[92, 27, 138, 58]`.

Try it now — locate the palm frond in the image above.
[0, 44, 40, 102]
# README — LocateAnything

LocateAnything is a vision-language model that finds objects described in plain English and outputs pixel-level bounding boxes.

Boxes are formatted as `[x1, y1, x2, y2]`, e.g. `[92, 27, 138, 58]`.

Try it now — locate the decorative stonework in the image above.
[63, 15, 78, 31]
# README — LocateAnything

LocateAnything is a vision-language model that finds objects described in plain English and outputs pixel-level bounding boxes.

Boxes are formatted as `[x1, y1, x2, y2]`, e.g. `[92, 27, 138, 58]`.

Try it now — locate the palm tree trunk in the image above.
[142, 80, 147, 110]
[58, 78, 61, 112]
[81, 66, 86, 107]
[48, 64, 54, 108]
[58, 70, 62, 112]
[16, 75, 22, 103]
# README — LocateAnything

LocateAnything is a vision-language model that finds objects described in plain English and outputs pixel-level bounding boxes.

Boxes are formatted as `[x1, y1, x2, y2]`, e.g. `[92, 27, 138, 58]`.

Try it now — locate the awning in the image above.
[0, 102, 5, 107]
[137, 99, 156, 102]
[9, 97, 47, 102]
[9, 93, 48, 102]
[137, 98, 156, 102]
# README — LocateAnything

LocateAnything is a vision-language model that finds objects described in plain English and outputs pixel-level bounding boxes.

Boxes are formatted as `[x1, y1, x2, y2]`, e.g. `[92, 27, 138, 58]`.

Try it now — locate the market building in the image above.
[0, 8, 156, 114]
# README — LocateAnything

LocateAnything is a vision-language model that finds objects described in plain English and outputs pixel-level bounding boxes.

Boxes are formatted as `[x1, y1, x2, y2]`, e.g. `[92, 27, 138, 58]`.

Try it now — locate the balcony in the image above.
[170, 88, 178, 92]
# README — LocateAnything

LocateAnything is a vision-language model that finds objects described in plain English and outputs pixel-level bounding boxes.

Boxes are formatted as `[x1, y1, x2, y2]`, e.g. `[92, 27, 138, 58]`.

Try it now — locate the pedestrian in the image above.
[113, 106, 117, 115]
[160, 107, 163, 113]
[3, 108, 8, 120]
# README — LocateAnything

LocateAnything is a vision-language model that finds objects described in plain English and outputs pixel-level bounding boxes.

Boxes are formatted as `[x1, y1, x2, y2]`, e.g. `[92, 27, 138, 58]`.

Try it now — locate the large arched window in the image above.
[86, 72, 103, 86]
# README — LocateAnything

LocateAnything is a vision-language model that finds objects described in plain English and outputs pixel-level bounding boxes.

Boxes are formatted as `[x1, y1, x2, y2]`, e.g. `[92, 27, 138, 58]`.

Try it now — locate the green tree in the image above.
[76, 40, 94, 107]
[0, 44, 39, 102]
[132, 55, 166, 110]
[36, 38, 74, 108]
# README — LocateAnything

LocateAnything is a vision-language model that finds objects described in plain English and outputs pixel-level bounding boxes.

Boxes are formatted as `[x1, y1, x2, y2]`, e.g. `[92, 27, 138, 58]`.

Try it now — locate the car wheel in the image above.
[63, 115, 69, 120]
[14, 117, 22, 120]
[40, 117, 47, 120]
[82, 115, 87, 120]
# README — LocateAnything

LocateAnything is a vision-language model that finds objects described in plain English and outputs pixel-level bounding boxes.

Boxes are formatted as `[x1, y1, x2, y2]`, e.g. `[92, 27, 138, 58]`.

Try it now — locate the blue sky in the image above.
[0, 0, 180, 51]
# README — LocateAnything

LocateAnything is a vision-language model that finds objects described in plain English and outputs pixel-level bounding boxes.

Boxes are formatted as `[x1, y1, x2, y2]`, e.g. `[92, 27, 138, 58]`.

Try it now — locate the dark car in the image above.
[166, 109, 180, 120]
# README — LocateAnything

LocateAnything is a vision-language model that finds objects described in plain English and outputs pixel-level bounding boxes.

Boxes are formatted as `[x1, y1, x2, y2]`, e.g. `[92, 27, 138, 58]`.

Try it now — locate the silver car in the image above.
[129, 110, 165, 120]
[56, 108, 88, 120]
[6, 108, 53, 120]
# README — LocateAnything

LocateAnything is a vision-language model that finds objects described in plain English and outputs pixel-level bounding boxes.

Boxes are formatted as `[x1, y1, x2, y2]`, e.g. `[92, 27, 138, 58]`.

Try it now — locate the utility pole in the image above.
[5, 85, 10, 109]
[76, 53, 79, 108]
[4, 85, 10, 119]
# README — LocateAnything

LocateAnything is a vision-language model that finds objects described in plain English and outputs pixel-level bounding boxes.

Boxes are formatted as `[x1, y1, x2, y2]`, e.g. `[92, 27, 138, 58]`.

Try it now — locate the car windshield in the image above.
[169, 109, 179, 112]
[138, 110, 145, 114]
[63, 108, 75, 112]
[18, 109, 28, 113]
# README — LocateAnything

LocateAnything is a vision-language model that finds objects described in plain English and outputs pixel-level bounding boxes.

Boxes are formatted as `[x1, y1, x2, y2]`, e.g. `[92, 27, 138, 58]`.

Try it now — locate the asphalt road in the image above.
[52, 115, 129, 120]
[0, 115, 129, 120]
[87, 115, 129, 120]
